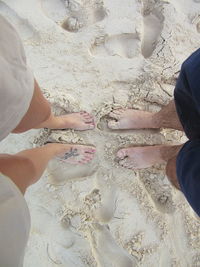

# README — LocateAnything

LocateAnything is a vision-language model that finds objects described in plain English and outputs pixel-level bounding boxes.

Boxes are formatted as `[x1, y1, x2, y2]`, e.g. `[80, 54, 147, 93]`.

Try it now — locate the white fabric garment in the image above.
[0, 15, 33, 266]
[0, 174, 30, 267]
[0, 14, 34, 141]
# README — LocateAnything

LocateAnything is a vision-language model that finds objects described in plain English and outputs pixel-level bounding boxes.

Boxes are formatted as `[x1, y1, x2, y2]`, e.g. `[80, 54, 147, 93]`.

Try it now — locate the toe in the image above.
[119, 158, 133, 169]
[84, 152, 94, 158]
[111, 109, 125, 115]
[84, 116, 93, 121]
[113, 108, 125, 113]
[107, 120, 120, 129]
[80, 111, 93, 120]
[85, 155, 94, 161]
[108, 111, 121, 120]
[84, 117, 94, 123]
[82, 112, 93, 118]
[80, 158, 91, 164]
[117, 148, 128, 159]
[87, 123, 95, 129]
[84, 147, 96, 154]
[119, 159, 127, 166]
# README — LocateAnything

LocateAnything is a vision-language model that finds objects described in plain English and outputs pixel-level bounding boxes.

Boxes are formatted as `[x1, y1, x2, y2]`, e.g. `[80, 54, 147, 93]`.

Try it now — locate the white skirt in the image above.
[0, 15, 34, 141]
[0, 174, 30, 267]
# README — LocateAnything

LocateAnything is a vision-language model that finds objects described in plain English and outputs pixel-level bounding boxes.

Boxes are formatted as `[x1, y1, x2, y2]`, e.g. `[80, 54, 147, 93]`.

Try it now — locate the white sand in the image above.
[0, 0, 200, 266]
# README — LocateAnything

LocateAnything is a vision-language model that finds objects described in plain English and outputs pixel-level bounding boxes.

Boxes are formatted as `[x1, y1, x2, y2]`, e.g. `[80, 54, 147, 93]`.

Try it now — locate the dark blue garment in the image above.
[174, 48, 200, 216]
[174, 48, 200, 139]
[176, 140, 200, 216]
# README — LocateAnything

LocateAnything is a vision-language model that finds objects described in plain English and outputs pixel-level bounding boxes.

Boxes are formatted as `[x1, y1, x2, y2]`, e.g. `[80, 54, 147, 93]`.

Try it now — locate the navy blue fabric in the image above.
[174, 48, 200, 216]
[176, 140, 200, 216]
[174, 48, 200, 139]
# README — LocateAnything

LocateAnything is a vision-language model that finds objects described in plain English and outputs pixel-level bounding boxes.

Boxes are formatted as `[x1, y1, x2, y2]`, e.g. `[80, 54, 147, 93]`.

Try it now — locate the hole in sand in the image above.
[61, 16, 81, 32]
[93, 6, 107, 22]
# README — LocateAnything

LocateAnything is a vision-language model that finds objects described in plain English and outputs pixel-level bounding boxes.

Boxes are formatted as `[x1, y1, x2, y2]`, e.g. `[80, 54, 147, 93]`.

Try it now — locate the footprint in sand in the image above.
[47, 155, 98, 184]
[40, 0, 67, 22]
[141, 9, 164, 58]
[90, 33, 140, 59]
[84, 170, 117, 223]
[0, 0, 39, 41]
[47, 221, 82, 266]
[63, 0, 107, 32]
[41, 0, 81, 32]
[41, 0, 107, 32]
[89, 223, 138, 267]
[140, 169, 176, 214]
[34, 128, 98, 184]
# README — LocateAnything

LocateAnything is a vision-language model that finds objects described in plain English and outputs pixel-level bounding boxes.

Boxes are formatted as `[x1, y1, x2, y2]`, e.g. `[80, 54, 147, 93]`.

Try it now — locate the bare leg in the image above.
[0, 143, 96, 194]
[166, 156, 180, 190]
[13, 80, 95, 133]
[117, 144, 182, 169]
[108, 100, 183, 131]
[154, 100, 183, 131]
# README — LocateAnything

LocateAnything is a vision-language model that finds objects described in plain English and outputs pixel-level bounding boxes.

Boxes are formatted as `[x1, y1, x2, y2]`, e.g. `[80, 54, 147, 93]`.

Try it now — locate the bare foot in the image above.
[56, 144, 96, 164]
[55, 112, 95, 130]
[37, 111, 95, 130]
[107, 109, 157, 130]
[45, 143, 96, 164]
[116, 145, 181, 169]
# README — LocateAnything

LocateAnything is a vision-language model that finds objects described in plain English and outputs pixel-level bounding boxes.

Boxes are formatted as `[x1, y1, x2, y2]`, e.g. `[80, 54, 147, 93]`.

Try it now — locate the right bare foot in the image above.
[107, 109, 158, 130]
[46, 143, 96, 165]
[116, 145, 181, 169]
[107, 101, 183, 131]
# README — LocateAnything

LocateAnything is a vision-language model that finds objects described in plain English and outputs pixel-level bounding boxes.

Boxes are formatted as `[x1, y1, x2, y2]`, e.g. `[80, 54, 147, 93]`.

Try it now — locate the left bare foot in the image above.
[57, 112, 95, 130]
[40, 111, 95, 130]
[116, 145, 181, 169]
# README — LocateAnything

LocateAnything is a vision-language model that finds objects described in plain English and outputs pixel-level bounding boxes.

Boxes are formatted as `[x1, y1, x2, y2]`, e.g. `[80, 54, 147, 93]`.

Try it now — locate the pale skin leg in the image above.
[13, 80, 95, 133]
[110, 100, 183, 189]
[0, 79, 96, 194]
[0, 144, 96, 194]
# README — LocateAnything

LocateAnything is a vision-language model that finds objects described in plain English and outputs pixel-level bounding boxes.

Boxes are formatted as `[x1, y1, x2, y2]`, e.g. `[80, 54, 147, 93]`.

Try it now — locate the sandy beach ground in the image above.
[0, 0, 200, 266]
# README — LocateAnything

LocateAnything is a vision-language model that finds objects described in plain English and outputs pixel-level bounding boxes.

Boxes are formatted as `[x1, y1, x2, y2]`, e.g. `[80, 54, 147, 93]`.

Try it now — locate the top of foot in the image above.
[116, 145, 168, 169]
[55, 144, 96, 165]
[56, 111, 95, 130]
[107, 109, 157, 130]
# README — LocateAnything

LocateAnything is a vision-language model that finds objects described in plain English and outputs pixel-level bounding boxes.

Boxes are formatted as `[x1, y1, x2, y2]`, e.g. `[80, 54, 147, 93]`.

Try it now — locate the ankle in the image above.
[166, 157, 181, 190]
[44, 143, 71, 156]
[159, 145, 182, 161]
[151, 113, 162, 128]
